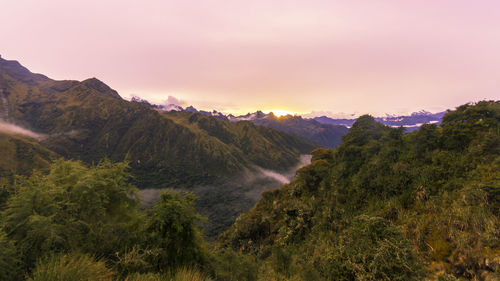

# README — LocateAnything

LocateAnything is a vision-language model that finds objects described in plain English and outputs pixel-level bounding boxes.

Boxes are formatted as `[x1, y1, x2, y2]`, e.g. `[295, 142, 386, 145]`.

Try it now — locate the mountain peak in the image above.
[410, 110, 432, 116]
[185, 105, 198, 112]
[0, 56, 49, 83]
[80, 78, 121, 99]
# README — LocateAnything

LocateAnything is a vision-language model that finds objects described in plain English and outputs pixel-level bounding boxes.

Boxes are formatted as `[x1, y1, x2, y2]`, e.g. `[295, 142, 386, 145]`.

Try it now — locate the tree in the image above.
[146, 190, 208, 271]
[1, 159, 141, 269]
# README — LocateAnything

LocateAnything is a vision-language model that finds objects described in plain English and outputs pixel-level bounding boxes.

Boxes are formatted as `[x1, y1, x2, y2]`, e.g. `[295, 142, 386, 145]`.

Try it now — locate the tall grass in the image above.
[170, 267, 213, 281]
[123, 272, 165, 281]
[123, 267, 212, 281]
[28, 253, 114, 281]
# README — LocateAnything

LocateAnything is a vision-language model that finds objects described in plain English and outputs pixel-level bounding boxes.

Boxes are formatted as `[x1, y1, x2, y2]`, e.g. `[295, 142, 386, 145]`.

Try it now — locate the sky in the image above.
[1, 0, 499, 117]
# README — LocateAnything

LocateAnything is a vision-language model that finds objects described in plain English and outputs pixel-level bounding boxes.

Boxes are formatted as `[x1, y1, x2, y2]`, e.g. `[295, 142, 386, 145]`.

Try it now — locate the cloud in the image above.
[163, 95, 187, 107]
[302, 111, 360, 119]
[254, 167, 290, 185]
[138, 154, 312, 207]
[244, 154, 312, 201]
[0, 121, 45, 140]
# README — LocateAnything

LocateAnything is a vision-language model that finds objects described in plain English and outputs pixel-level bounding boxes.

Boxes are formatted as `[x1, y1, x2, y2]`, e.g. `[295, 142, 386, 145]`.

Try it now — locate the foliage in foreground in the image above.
[217, 101, 500, 280]
[26, 252, 214, 281]
[0, 159, 213, 280]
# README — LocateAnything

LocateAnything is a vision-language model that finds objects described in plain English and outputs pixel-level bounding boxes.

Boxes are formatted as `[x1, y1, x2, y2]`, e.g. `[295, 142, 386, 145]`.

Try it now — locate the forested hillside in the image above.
[217, 101, 500, 280]
[0, 132, 57, 179]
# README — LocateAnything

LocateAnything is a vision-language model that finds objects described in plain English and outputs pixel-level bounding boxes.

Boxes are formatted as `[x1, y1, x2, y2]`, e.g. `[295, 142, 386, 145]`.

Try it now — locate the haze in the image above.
[1, 0, 499, 116]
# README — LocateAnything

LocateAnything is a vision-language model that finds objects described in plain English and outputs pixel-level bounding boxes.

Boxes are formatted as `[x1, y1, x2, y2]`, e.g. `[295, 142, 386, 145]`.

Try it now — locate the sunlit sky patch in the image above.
[264, 110, 299, 117]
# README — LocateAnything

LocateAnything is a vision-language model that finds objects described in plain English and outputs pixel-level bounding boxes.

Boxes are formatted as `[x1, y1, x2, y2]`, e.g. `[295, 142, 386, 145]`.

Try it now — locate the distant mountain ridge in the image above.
[312, 110, 446, 131]
[228, 111, 349, 148]
[149, 100, 446, 129]
[130, 101, 348, 148]
[143, 101, 446, 145]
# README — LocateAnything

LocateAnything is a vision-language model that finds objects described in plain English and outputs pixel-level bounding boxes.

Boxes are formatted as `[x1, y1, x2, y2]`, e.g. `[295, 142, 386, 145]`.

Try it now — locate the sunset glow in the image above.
[265, 110, 297, 117]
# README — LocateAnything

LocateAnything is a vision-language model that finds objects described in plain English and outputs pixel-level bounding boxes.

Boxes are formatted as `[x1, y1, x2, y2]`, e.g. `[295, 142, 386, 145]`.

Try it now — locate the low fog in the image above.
[0, 120, 45, 140]
[140, 154, 312, 206]
[139, 154, 312, 238]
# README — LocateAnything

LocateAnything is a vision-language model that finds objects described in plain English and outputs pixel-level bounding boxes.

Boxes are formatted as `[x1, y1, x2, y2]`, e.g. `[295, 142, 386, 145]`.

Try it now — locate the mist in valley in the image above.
[0, 120, 45, 140]
[139, 154, 312, 239]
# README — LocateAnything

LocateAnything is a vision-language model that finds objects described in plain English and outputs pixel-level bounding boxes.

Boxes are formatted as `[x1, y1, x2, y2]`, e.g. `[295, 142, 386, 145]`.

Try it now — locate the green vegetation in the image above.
[2, 160, 140, 270]
[0, 159, 217, 280]
[28, 253, 114, 281]
[217, 101, 500, 280]
[0, 132, 57, 179]
[27, 253, 212, 281]
[0, 230, 20, 280]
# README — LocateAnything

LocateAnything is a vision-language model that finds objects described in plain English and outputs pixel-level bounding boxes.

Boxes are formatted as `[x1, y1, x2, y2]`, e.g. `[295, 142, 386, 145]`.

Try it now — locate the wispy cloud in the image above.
[0, 121, 45, 140]
[163, 95, 187, 107]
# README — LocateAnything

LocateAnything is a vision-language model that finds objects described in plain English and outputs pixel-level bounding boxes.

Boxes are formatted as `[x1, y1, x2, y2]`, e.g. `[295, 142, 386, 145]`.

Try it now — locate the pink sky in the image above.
[1, 0, 499, 116]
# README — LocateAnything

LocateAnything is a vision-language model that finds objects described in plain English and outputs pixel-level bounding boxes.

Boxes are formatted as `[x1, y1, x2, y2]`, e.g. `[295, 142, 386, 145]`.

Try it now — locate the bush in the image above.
[314, 215, 425, 281]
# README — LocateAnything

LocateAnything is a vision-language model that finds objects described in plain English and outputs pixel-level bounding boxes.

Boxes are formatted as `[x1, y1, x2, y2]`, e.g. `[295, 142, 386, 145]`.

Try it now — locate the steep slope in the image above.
[217, 101, 500, 280]
[0, 57, 315, 189]
[0, 132, 58, 179]
[163, 111, 314, 168]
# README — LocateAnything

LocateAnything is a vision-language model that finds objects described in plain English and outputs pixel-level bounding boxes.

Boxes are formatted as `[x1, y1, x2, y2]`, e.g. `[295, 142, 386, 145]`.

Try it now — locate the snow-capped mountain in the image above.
[227, 111, 269, 121]
[184, 106, 229, 121]
[157, 104, 183, 111]
[312, 111, 447, 131]
[130, 95, 151, 105]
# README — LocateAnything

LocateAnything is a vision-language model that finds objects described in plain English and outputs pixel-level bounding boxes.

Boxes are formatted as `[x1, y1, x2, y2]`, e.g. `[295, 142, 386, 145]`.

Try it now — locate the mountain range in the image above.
[136, 101, 446, 148]
[312, 110, 446, 131]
